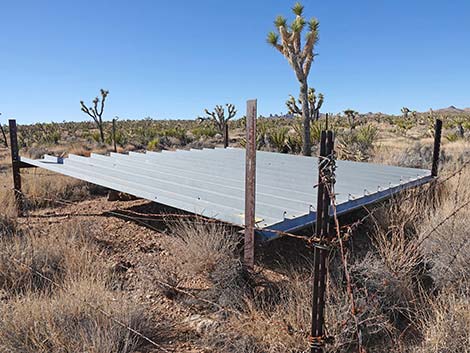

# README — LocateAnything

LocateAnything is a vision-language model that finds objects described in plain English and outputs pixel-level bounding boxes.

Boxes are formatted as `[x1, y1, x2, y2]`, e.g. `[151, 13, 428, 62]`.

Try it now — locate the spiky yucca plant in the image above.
[267, 2, 320, 156]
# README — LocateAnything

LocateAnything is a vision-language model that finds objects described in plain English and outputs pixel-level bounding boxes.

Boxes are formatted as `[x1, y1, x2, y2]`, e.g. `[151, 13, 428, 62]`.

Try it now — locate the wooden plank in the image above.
[8, 119, 23, 210]
[244, 99, 257, 270]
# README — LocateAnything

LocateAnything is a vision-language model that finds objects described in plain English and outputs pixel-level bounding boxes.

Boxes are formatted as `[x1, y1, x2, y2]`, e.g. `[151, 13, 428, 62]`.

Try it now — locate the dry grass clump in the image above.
[0, 186, 17, 236]
[167, 220, 246, 308]
[0, 279, 151, 353]
[0, 219, 157, 353]
[418, 166, 470, 293]
[415, 291, 470, 353]
[200, 267, 311, 353]
[0, 221, 103, 295]
[22, 170, 90, 208]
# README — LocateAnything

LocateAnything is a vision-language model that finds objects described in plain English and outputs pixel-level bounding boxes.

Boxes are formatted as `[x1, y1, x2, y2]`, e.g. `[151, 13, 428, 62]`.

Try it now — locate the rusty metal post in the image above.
[112, 118, 117, 153]
[223, 123, 229, 148]
[310, 130, 334, 353]
[244, 99, 257, 270]
[8, 119, 23, 210]
[431, 119, 442, 177]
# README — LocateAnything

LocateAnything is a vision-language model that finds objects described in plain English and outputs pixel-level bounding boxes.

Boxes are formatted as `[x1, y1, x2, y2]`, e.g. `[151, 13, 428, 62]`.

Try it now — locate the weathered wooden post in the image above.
[310, 130, 334, 353]
[431, 119, 442, 177]
[8, 119, 23, 210]
[244, 99, 257, 270]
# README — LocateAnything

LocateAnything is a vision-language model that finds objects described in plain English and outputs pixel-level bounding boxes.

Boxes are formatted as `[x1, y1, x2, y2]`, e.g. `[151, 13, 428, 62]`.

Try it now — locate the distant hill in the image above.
[431, 106, 470, 115]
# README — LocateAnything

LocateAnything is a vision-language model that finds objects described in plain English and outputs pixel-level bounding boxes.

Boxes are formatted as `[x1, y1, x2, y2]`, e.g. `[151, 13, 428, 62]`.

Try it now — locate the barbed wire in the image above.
[3, 153, 469, 352]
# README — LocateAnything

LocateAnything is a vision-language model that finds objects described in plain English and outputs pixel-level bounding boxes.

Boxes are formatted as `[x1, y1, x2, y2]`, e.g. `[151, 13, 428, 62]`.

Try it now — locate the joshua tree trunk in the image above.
[0, 124, 8, 147]
[99, 125, 105, 144]
[299, 80, 311, 156]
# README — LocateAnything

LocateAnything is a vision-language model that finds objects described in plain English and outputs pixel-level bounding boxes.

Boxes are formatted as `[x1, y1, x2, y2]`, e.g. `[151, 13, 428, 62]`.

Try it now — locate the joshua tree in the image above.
[267, 2, 320, 156]
[80, 89, 109, 143]
[401, 107, 410, 119]
[0, 113, 8, 147]
[198, 104, 237, 148]
[286, 87, 324, 122]
[453, 116, 467, 138]
[344, 109, 359, 130]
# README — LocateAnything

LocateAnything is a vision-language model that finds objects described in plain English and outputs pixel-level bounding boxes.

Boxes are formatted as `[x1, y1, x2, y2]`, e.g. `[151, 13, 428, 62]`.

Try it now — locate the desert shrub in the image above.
[418, 167, 470, 293]
[394, 117, 415, 136]
[387, 142, 450, 169]
[23, 146, 49, 159]
[206, 263, 394, 353]
[445, 132, 461, 142]
[168, 220, 245, 309]
[105, 130, 128, 146]
[291, 119, 324, 152]
[268, 127, 289, 152]
[91, 130, 102, 143]
[337, 124, 378, 161]
[147, 138, 161, 151]
[0, 279, 152, 353]
[22, 171, 90, 208]
[0, 221, 102, 295]
[162, 126, 190, 144]
[0, 193, 17, 238]
[415, 291, 470, 353]
[192, 125, 218, 140]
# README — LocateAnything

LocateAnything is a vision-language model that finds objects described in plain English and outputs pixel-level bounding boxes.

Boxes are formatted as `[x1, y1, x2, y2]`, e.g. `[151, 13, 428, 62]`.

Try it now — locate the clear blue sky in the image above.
[1, 0, 469, 124]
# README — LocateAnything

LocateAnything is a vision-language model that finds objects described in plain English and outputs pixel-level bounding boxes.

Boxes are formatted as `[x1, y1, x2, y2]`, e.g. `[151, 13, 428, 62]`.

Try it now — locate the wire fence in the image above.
[1, 156, 469, 352]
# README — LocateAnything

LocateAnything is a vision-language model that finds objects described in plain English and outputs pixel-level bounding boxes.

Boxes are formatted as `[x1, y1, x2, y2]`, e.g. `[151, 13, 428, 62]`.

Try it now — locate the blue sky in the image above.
[1, 0, 469, 124]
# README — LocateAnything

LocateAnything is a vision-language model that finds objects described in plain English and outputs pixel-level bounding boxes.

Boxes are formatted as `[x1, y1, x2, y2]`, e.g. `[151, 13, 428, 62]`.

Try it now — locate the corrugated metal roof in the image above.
[20, 148, 433, 240]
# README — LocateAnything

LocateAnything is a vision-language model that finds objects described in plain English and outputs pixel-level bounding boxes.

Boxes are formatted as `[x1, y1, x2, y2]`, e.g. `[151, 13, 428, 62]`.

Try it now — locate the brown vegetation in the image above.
[0, 113, 468, 352]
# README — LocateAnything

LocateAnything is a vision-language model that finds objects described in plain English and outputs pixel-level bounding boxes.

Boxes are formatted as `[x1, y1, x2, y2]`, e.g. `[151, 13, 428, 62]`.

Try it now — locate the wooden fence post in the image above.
[244, 99, 257, 270]
[8, 119, 23, 211]
[310, 130, 334, 353]
[431, 119, 442, 177]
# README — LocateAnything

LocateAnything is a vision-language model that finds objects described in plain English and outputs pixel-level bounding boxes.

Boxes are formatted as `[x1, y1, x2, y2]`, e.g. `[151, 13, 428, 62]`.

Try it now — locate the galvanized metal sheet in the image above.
[20, 148, 432, 239]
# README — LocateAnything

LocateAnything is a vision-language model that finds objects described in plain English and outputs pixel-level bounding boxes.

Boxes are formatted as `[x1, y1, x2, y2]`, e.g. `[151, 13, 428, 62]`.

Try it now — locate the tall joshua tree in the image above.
[198, 104, 237, 148]
[80, 89, 109, 143]
[286, 87, 324, 121]
[268, 2, 319, 156]
[401, 107, 410, 119]
[344, 109, 359, 130]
